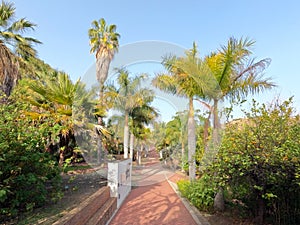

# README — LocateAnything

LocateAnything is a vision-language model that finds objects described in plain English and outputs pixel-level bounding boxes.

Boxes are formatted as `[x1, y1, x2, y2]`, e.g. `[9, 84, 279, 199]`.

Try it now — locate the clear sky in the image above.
[12, 0, 300, 119]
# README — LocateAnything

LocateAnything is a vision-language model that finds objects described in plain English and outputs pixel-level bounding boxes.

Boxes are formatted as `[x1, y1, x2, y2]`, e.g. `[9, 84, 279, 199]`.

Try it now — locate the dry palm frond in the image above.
[96, 46, 113, 84]
[0, 41, 19, 96]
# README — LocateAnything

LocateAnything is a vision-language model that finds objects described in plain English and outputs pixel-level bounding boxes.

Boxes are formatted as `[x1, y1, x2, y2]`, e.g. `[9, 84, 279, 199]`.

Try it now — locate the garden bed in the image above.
[8, 165, 107, 225]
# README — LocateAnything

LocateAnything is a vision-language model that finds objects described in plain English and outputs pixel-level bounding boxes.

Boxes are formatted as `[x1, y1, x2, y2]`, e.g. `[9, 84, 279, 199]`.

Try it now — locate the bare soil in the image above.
[8, 166, 106, 225]
[205, 213, 254, 225]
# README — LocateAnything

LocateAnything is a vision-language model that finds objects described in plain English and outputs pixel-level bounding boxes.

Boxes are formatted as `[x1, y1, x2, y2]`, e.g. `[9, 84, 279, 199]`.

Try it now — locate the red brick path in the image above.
[109, 173, 197, 225]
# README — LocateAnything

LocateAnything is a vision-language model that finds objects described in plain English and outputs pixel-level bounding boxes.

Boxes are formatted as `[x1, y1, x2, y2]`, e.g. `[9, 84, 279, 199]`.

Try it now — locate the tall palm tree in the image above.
[202, 37, 275, 212]
[88, 18, 120, 163]
[153, 43, 217, 180]
[88, 18, 120, 102]
[0, 1, 41, 97]
[108, 68, 155, 159]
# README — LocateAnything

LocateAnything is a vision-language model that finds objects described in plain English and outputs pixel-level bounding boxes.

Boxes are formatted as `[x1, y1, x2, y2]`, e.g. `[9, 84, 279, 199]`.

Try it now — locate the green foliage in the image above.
[212, 97, 300, 224]
[177, 174, 216, 212]
[0, 98, 61, 221]
[19, 71, 95, 166]
[107, 68, 156, 157]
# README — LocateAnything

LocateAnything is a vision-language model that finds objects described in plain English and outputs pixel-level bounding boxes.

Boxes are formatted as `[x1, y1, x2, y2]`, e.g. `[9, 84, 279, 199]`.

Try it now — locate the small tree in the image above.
[213, 97, 300, 224]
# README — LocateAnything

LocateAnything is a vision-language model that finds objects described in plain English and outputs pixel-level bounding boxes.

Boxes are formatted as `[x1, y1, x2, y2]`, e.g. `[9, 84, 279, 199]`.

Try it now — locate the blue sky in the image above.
[12, 0, 300, 120]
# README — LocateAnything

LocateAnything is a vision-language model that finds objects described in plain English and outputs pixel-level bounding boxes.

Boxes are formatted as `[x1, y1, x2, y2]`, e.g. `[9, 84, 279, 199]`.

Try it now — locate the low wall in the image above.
[53, 186, 116, 225]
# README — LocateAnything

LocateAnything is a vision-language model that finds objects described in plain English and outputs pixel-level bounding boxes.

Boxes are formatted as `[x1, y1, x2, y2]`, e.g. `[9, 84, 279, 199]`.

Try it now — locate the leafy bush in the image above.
[0, 99, 62, 221]
[177, 174, 216, 212]
[212, 98, 300, 224]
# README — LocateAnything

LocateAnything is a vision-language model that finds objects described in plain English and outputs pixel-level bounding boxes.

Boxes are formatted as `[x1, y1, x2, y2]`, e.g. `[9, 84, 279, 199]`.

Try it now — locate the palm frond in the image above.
[95, 124, 112, 137]
[226, 73, 276, 99]
[88, 17, 120, 62]
[233, 58, 271, 83]
[152, 73, 178, 95]
[9, 18, 36, 33]
[0, 1, 15, 27]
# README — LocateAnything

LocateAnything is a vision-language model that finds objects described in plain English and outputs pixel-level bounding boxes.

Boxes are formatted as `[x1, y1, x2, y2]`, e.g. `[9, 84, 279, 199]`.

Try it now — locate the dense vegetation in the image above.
[0, 97, 62, 220]
[177, 99, 300, 224]
[0, 1, 93, 221]
[0, 1, 299, 224]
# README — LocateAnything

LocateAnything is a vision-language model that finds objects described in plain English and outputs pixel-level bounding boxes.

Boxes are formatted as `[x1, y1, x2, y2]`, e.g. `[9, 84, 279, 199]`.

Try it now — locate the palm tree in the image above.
[165, 111, 188, 171]
[88, 18, 120, 163]
[0, 1, 41, 97]
[153, 43, 217, 180]
[205, 38, 274, 148]
[107, 114, 125, 154]
[130, 103, 158, 161]
[134, 126, 152, 165]
[204, 37, 276, 211]
[152, 121, 168, 155]
[108, 68, 155, 159]
[88, 18, 120, 103]
[22, 71, 94, 166]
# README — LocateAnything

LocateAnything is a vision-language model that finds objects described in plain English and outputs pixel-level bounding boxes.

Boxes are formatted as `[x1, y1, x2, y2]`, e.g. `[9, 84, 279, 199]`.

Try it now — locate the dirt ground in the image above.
[205, 213, 254, 225]
[9, 168, 107, 225]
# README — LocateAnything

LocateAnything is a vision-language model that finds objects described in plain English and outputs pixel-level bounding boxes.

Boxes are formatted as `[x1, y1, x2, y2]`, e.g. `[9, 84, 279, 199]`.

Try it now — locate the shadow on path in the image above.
[109, 174, 198, 225]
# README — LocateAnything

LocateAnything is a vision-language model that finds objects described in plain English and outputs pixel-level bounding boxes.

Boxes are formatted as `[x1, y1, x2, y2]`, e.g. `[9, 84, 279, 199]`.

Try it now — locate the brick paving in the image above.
[109, 151, 198, 225]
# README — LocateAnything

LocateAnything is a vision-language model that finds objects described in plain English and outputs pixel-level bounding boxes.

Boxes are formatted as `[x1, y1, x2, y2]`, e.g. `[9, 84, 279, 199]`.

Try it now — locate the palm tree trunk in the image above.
[96, 50, 111, 85]
[97, 116, 103, 164]
[96, 82, 105, 164]
[181, 140, 185, 172]
[203, 112, 211, 152]
[188, 97, 196, 181]
[212, 98, 220, 145]
[123, 111, 129, 159]
[138, 144, 143, 165]
[129, 132, 134, 160]
[0, 42, 19, 97]
[212, 98, 225, 212]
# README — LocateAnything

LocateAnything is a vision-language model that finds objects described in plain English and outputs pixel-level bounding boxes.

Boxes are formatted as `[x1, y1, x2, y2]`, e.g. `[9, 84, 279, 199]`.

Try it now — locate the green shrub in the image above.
[177, 180, 190, 198]
[177, 174, 216, 212]
[0, 100, 62, 221]
[212, 98, 300, 224]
